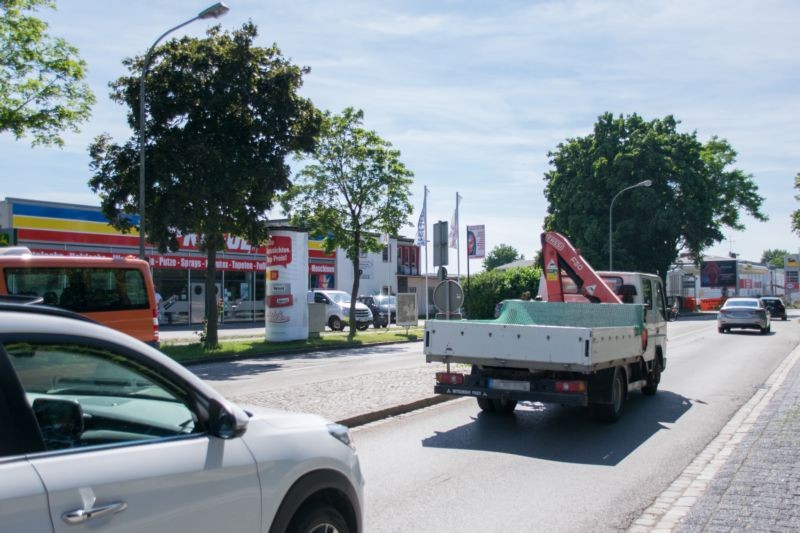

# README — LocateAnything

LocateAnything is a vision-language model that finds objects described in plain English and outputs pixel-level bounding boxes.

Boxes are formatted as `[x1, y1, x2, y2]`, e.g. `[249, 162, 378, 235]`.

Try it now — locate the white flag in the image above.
[415, 186, 427, 246]
[448, 193, 461, 249]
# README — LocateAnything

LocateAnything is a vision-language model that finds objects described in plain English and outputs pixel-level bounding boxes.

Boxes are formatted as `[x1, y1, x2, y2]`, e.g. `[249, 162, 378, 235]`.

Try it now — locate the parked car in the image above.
[0, 303, 364, 533]
[357, 295, 397, 328]
[760, 296, 788, 321]
[309, 289, 373, 331]
[718, 297, 771, 334]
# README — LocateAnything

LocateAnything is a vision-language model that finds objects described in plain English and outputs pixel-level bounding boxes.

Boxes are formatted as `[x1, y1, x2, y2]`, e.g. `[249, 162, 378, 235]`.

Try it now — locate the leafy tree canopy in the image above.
[761, 249, 789, 269]
[89, 22, 320, 346]
[281, 107, 413, 337]
[792, 173, 800, 236]
[544, 112, 766, 276]
[0, 0, 94, 145]
[483, 243, 523, 271]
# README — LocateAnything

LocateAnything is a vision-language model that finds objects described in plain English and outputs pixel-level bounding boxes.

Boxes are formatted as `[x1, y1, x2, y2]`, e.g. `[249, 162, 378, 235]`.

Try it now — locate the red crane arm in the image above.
[540, 232, 622, 304]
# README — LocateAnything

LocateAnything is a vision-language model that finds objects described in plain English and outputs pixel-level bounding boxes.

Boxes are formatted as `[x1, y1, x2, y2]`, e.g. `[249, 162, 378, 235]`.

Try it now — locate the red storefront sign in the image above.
[266, 236, 292, 267]
[309, 262, 335, 274]
[30, 249, 267, 272]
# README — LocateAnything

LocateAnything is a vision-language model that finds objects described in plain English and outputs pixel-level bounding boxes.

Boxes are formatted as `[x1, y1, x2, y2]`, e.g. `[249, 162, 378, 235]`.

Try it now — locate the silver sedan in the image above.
[717, 297, 771, 334]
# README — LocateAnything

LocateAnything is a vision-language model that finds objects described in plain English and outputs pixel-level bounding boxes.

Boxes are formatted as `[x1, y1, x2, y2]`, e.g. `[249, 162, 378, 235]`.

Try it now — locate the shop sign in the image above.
[266, 236, 292, 267]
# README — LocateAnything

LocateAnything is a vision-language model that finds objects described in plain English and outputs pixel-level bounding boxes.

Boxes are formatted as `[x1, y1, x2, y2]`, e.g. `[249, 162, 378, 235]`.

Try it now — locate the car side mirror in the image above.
[208, 399, 249, 439]
[33, 397, 84, 447]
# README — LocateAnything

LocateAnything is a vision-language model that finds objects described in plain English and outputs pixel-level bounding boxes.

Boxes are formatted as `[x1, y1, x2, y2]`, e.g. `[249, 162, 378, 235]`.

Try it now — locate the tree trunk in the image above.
[205, 246, 219, 348]
[349, 244, 361, 340]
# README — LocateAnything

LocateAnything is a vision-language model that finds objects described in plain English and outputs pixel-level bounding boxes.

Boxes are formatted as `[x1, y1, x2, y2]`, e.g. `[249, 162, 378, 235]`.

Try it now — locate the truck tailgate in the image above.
[424, 320, 641, 371]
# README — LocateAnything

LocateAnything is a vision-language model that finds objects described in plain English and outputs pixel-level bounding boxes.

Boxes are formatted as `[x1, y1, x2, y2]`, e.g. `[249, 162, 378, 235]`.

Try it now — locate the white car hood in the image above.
[241, 404, 332, 430]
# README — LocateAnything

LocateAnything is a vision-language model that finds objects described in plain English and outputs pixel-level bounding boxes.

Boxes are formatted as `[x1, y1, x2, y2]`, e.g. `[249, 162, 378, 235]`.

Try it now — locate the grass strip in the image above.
[161, 327, 423, 364]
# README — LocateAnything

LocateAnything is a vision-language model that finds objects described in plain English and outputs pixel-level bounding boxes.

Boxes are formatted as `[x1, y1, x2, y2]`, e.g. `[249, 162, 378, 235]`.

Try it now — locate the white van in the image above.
[308, 289, 373, 331]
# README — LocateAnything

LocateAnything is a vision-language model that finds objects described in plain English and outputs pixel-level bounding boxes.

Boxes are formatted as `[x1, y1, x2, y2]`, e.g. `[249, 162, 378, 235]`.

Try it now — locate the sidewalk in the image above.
[631, 343, 800, 532]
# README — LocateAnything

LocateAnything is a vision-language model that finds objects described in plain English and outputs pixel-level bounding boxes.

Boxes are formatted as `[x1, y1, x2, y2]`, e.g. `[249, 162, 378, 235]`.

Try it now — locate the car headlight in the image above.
[327, 423, 355, 449]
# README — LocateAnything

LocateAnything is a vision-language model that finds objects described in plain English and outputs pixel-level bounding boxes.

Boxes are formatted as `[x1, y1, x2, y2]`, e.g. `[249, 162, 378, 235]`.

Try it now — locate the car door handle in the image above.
[62, 501, 127, 524]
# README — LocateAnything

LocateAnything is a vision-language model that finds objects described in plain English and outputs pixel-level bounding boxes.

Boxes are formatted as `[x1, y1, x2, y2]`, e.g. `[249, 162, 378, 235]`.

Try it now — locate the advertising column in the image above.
[265, 230, 309, 341]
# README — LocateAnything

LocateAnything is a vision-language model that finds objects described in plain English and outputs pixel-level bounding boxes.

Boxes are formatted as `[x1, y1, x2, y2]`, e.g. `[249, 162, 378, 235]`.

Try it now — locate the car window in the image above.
[328, 292, 350, 304]
[724, 300, 759, 308]
[642, 280, 653, 309]
[5, 342, 200, 452]
[655, 281, 667, 320]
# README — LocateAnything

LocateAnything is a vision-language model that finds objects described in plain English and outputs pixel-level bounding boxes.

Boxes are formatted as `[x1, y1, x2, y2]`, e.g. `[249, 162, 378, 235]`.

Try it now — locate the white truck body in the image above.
[425, 321, 641, 372]
[424, 272, 668, 421]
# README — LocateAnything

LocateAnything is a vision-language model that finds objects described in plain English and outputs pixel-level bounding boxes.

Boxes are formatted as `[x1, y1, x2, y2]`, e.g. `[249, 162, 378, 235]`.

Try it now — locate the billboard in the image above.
[466, 225, 485, 259]
[700, 260, 737, 288]
[265, 230, 309, 342]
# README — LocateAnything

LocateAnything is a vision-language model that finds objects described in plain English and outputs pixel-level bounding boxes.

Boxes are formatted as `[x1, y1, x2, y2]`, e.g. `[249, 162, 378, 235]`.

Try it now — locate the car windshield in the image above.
[723, 300, 759, 308]
[326, 291, 351, 304]
[375, 295, 396, 305]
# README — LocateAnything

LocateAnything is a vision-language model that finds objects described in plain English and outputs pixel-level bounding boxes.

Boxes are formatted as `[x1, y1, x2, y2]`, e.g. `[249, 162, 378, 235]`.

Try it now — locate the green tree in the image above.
[544, 113, 766, 276]
[792, 173, 800, 236]
[88, 23, 320, 347]
[467, 266, 540, 319]
[761, 249, 789, 269]
[483, 243, 523, 271]
[282, 107, 413, 338]
[0, 0, 94, 145]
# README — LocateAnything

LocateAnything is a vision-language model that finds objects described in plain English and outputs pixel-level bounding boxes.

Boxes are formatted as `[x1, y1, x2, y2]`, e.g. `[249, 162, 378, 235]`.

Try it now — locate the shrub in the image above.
[465, 266, 541, 319]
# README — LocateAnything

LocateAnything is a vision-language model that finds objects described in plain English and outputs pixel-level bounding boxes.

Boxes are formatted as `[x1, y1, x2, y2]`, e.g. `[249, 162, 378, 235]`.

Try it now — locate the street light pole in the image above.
[608, 179, 652, 271]
[138, 2, 230, 259]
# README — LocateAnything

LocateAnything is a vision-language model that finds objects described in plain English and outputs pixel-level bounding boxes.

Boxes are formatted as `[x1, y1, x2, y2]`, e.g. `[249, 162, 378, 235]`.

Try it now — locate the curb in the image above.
[335, 394, 457, 428]
[628, 341, 800, 532]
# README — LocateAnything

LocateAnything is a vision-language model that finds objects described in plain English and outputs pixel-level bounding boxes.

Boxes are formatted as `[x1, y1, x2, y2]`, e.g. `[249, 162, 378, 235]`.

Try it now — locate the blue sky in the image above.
[1, 0, 798, 273]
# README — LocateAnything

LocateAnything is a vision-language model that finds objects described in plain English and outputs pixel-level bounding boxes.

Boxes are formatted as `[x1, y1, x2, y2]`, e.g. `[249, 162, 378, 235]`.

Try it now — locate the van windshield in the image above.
[5, 267, 149, 313]
[326, 291, 351, 304]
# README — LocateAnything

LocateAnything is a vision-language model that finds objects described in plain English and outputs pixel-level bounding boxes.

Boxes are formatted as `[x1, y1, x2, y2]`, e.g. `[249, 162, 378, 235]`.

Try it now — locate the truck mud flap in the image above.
[434, 384, 588, 407]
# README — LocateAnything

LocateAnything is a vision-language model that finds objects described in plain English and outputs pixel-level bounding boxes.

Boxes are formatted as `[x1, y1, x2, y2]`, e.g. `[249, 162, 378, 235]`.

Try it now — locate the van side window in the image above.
[5, 268, 148, 312]
[642, 280, 653, 309]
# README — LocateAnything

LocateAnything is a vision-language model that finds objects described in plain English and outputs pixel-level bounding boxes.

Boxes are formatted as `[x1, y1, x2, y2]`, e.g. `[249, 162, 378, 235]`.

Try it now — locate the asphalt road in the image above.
[353, 315, 800, 532]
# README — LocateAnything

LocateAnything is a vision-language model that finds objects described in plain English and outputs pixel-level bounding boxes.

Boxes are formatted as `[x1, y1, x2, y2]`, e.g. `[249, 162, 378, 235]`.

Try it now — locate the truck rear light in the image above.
[554, 380, 586, 393]
[436, 372, 465, 385]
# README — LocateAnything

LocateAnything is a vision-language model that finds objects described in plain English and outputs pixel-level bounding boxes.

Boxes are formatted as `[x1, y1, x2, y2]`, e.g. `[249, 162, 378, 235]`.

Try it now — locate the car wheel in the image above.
[356, 323, 369, 331]
[288, 503, 349, 533]
[328, 316, 343, 331]
[783, 316, 788, 321]
[718, 326, 725, 333]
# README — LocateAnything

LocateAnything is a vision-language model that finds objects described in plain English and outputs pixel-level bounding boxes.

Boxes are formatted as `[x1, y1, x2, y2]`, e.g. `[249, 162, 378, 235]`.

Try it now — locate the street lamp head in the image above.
[198, 2, 230, 19]
[640, 179, 653, 187]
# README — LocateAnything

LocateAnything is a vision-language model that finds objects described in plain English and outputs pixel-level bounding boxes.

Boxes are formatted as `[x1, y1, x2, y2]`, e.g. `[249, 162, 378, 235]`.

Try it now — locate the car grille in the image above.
[356, 309, 371, 320]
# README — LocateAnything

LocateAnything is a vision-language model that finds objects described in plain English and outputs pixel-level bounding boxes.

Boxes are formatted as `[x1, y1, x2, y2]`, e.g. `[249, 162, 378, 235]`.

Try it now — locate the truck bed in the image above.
[424, 301, 645, 372]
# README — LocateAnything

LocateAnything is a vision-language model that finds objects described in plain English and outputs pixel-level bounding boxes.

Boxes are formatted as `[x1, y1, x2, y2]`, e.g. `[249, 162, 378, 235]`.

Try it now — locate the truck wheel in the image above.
[477, 397, 495, 412]
[642, 356, 661, 396]
[492, 398, 517, 414]
[329, 316, 344, 331]
[595, 368, 625, 422]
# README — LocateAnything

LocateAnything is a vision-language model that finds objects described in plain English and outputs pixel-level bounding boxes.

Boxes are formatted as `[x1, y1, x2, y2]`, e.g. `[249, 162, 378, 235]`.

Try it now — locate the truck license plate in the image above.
[488, 379, 530, 392]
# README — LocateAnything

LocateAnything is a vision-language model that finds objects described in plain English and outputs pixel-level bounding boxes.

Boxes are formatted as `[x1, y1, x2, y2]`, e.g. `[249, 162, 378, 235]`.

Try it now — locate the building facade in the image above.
[0, 197, 429, 321]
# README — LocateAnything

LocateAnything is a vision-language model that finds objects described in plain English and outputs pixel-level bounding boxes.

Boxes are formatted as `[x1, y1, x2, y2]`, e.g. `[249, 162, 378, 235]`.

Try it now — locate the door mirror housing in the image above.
[208, 399, 249, 439]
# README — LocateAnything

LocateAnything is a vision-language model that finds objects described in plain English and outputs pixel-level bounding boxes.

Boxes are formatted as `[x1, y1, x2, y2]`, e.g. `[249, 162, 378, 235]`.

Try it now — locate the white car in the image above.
[309, 290, 373, 331]
[0, 302, 364, 533]
[718, 297, 771, 334]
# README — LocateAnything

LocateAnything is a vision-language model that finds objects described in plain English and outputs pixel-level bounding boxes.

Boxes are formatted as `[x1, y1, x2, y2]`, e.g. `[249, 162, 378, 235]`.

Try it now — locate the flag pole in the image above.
[424, 186, 429, 321]
[456, 192, 461, 280]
